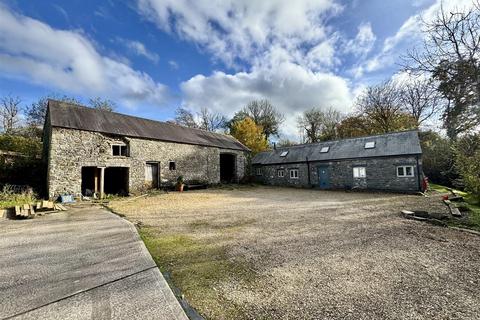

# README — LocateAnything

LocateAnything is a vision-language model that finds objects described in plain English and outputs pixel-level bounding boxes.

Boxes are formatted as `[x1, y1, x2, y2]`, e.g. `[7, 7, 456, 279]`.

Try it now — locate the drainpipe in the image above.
[306, 156, 311, 187]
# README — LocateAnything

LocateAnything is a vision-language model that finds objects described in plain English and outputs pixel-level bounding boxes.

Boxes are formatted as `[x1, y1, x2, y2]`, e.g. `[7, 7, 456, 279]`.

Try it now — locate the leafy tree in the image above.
[453, 133, 480, 199]
[403, 2, 480, 139]
[419, 131, 458, 187]
[0, 95, 21, 134]
[297, 107, 343, 143]
[89, 97, 116, 112]
[229, 99, 284, 139]
[230, 117, 269, 154]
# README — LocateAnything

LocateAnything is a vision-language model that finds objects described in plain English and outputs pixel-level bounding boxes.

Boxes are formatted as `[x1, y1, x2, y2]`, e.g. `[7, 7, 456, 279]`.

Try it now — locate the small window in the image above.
[280, 151, 289, 157]
[277, 169, 285, 177]
[397, 165, 414, 177]
[320, 146, 330, 153]
[364, 141, 375, 149]
[112, 145, 128, 156]
[256, 167, 262, 176]
[353, 167, 366, 178]
[169, 161, 176, 171]
[289, 169, 299, 179]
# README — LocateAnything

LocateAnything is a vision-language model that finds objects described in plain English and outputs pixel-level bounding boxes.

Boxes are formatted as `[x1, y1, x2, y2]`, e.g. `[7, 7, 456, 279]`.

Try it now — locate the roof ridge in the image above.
[47, 99, 236, 141]
[273, 130, 419, 150]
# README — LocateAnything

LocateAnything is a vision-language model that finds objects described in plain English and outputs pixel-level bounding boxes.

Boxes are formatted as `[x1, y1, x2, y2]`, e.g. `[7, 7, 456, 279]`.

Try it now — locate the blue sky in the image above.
[0, 0, 469, 138]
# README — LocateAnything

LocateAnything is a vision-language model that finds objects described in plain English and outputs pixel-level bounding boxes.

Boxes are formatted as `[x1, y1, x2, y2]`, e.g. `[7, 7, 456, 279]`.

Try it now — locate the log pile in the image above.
[12, 200, 68, 219]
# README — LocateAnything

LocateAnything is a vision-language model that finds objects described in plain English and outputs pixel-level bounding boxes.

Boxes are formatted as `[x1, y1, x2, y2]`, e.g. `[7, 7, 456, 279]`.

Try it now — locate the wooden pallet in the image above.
[12, 201, 68, 218]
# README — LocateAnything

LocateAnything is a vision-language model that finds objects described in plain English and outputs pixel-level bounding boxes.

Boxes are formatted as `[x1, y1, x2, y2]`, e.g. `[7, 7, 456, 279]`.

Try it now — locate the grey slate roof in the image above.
[252, 130, 422, 165]
[47, 100, 249, 151]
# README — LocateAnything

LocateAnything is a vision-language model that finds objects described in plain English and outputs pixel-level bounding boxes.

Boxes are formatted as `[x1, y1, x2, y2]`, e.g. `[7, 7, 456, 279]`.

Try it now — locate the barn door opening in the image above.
[145, 162, 159, 189]
[81, 166, 99, 196]
[104, 167, 129, 195]
[220, 153, 236, 183]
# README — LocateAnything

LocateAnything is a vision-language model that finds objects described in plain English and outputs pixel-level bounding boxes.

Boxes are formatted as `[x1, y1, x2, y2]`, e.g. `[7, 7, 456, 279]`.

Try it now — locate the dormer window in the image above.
[112, 144, 128, 156]
[280, 151, 289, 157]
[320, 146, 329, 153]
[364, 141, 375, 149]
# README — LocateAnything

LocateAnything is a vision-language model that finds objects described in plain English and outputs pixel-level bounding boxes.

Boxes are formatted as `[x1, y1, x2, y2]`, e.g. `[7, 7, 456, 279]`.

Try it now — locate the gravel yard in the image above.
[109, 186, 480, 320]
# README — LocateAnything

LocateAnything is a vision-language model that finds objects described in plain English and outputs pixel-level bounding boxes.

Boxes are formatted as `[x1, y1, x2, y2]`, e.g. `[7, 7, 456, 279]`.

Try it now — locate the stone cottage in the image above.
[43, 100, 249, 198]
[252, 130, 423, 192]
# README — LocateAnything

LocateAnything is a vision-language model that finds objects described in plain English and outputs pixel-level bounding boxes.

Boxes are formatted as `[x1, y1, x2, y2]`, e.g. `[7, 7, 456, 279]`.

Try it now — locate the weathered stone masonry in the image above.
[253, 156, 422, 192]
[46, 127, 246, 198]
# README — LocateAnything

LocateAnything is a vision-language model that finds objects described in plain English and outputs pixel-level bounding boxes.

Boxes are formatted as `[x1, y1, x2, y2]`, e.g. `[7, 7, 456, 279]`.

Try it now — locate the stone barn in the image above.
[252, 130, 423, 193]
[43, 100, 249, 198]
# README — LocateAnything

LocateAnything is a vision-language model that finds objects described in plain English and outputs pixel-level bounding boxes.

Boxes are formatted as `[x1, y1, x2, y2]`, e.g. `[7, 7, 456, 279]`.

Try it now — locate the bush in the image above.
[454, 133, 480, 201]
[0, 184, 37, 209]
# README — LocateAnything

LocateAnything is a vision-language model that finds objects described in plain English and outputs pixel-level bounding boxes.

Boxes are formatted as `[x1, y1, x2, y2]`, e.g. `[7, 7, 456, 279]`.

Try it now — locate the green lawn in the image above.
[429, 183, 480, 232]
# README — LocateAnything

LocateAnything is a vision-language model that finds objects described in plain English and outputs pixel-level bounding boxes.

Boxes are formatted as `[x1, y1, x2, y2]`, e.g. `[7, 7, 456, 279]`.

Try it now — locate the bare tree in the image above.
[198, 107, 227, 132]
[230, 99, 284, 139]
[356, 80, 407, 133]
[174, 108, 198, 128]
[174, 107, 226, 132]
[26, 94, 81, 127]
[0, 95, 22, 134]
[297, 107, 343, 143]
[403, 2, 480, 138]
[398, 78, 442, 125]
[89, 97, 116, 112]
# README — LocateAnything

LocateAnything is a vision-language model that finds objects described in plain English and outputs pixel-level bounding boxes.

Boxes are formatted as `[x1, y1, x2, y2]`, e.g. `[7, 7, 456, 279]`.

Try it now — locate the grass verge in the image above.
[0, 186, 36, 209]
[429, 183, 480, 232]
[139, 226, 255, 319]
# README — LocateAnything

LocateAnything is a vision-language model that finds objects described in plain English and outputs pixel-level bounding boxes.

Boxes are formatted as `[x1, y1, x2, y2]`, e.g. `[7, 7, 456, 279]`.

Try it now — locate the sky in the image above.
[0, 0, 473, 140]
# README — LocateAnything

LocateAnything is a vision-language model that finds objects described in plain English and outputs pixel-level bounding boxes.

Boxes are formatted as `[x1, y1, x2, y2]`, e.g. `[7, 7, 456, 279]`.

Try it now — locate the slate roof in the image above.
[47, 100, 249, 151]
[252, 130, 422, 165]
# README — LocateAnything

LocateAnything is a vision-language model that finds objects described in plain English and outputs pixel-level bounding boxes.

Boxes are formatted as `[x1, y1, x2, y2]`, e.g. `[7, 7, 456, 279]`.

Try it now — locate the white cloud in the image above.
[168, 60, 179, 69]
[344, 22, 376, 57]
[181, 61, 353, 138]
[117, 38, 160, 63]
[0, 5, 170, 106]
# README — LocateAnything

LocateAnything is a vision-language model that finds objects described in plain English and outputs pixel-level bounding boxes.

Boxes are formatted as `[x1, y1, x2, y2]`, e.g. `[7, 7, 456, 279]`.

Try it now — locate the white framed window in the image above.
[364, 141, 375, 149]
[280, 151, 289, 157]
[289, 169, 299, 179]
[112, 144, 128, 156]
[320, 146, 330, 153]
[397, 165, 415, 177]
[353, 167, 366, 178]
[277, 169, 285, 177]
[256, 167, 262, 176]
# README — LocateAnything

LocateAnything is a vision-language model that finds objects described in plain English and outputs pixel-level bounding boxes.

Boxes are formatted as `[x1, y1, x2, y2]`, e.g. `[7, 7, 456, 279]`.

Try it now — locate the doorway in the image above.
[104, 167, 129, 195]
[318, 166, 330, 189]
[145, 162, 159, 188]
[81, 166, 100, 196]
[220, 153, 236, 183]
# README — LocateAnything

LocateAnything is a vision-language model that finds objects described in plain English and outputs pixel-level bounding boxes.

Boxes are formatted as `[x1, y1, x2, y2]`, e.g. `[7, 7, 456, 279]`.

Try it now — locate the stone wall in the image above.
[46, 126, 246, 198]
[253, 155, 422, 192]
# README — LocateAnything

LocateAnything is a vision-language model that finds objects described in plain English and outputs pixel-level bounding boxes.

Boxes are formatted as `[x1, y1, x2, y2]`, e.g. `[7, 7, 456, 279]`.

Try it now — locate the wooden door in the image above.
[318, 166, 330, 189]
[145, 163, 158, 188]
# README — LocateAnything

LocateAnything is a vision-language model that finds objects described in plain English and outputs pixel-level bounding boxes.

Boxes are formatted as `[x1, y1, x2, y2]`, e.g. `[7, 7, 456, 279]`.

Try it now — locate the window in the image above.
[256, 168, 262, 176]
[289, 169, 299, 179]
[169, 161, 176, 171]
[320, 146, 330, 153]
[397, 165, 414, 177]
[364, 141, 375, 149]
[280, 151, 289, 157]
[112, 145, 128, 156]
[277, 169, 285, 177]
[353, 167, 366, 178]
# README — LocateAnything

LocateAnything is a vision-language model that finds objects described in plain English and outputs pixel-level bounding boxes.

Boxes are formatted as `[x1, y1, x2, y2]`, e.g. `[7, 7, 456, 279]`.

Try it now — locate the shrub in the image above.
[453, 133, 480, 200]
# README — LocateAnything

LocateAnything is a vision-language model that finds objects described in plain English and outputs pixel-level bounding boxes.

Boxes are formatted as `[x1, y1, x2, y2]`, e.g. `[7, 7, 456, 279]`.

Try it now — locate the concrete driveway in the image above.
[0, 205, 187, 320]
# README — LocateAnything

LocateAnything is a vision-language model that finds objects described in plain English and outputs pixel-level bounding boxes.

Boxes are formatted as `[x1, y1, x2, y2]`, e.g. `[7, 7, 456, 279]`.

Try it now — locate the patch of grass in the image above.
[139, 227, 255, 319]
[429, 183, 480, 232]
[0, 185, 36, 209]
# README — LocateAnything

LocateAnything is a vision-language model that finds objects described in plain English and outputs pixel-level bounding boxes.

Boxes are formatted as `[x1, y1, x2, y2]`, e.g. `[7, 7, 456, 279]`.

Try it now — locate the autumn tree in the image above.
[0, 95, 21, 134]
[403, 2, 480, 139]
[230, 117, 269, 154]
[229, 99, 284, 139]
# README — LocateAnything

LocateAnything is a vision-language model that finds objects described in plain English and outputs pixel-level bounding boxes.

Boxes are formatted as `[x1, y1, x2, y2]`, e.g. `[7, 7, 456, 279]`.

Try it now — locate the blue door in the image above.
[318, 166, 330, 189]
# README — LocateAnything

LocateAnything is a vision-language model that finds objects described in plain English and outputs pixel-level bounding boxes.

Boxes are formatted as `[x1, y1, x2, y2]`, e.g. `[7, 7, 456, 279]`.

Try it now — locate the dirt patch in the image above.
[109, 186, 480, 320]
